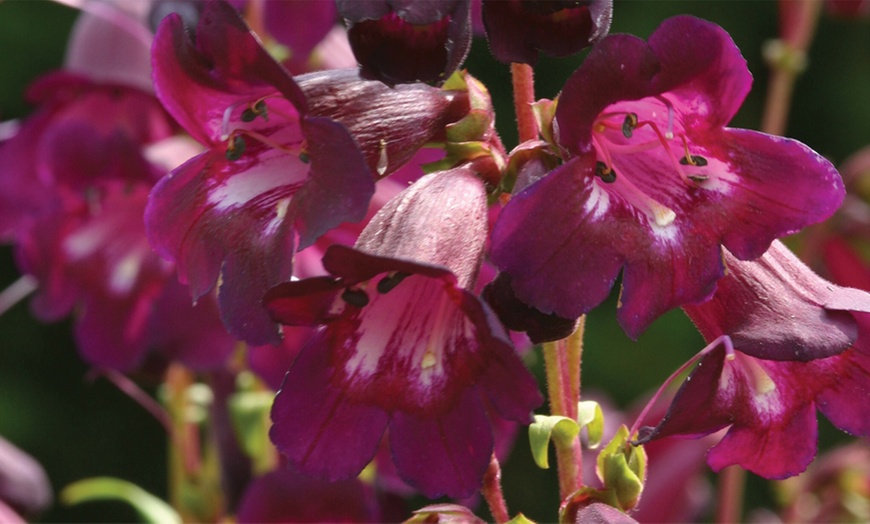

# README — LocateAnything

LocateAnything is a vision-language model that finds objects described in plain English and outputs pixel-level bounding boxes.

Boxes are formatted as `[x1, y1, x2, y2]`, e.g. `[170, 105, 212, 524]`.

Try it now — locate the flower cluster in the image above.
[2, 0, 870, 522]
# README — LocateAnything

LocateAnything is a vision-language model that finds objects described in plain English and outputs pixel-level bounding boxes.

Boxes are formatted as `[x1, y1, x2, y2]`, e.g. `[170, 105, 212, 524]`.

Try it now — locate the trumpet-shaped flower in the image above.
[265, 168, 542, 498]
[146, 1, 468, 344]
[490, 15, 844, 339]
[636, 242, 870, 478]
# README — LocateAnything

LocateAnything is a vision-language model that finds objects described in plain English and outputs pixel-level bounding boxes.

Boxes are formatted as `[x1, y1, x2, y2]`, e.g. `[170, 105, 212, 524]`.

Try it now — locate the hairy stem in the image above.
[511, 63, 538, 143]
[482, 454, 510, 524]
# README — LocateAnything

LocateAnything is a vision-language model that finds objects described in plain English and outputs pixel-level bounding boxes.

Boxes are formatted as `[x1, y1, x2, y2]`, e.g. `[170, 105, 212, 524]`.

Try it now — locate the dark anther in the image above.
[241, 108, 257, 122]
[688, 174, 709, 183]
[595, 161, 617, 183]
[679, 155, 708, 167]
[377, 272, 409, 294]
[225, 135, 246, 161]
[299, 151, 310, 164]
[622, 113, 638, 138]
[241, 100, 267, 123]
[341, 289, 370, 308]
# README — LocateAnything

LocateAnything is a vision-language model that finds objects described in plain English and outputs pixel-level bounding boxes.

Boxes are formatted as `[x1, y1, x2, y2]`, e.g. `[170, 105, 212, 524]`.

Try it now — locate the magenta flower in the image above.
[265, 168, 542, 498]
[0, 59, 235, 371]
[636, 242, 870, 478]
[490, 15, 844, 339]
[337, 0, 472, 85]
[482, 0, 612, 64]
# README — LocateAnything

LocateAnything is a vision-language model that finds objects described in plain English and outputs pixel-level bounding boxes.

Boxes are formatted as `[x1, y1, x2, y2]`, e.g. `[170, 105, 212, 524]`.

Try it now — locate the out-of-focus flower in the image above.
[265, 168, 542, 498]
[236, 464, 401, 523]
[637, 242, 870, 478]
[490, 15, 843, 340]
[337, 0, 472, 86]
[0, 437, 51, 523]
[0, 4, 236, 370]
[481, 0, 612, 64]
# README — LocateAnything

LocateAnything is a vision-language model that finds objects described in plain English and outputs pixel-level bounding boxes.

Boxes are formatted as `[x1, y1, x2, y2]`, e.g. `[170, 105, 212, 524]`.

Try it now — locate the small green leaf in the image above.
[61, 477, 181, 524]
[577, 400, 605, 449]
[529, 415, 580, 469]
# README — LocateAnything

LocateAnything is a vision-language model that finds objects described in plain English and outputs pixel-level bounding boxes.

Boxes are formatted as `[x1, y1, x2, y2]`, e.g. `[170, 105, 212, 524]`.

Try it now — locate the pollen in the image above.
[421, 351, 437, 369]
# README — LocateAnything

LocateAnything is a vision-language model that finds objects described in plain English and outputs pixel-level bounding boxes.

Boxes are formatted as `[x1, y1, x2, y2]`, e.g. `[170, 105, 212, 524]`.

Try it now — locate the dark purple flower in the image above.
[482, 0, 612, 64]
[338, 0, 472, 85]
[265, 168, 542, 498]
[490, 15, 844, 339]
[636, 242, 870, 478]
[146, 1, 466, 344]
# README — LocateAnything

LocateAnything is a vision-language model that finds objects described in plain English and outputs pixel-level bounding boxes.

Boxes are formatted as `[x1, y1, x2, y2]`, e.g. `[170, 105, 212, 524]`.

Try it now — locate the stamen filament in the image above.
[592, 135, 677, 227]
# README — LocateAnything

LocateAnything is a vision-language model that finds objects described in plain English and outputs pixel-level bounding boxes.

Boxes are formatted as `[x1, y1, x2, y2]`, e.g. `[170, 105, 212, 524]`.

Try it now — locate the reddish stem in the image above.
[482, 454, 510, 524]
[511, 63, 538, 143]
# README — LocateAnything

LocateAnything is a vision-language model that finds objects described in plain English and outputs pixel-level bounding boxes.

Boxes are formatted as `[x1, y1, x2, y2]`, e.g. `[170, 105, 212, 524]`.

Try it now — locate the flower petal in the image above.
[270, 331, 390, 481]
[389, 389, 493, 499]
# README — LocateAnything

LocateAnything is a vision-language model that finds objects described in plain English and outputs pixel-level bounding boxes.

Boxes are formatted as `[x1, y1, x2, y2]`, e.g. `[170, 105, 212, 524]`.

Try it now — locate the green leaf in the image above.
[529, 414, 580, 469]
[577, 400, 605, 449]
[61, 477, 181, 524]
[228, 390, 274, 468]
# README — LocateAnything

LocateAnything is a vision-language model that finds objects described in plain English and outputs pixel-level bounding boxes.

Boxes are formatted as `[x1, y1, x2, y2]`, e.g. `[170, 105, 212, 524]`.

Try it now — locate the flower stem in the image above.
[761, 0, 822, 135]
[0, 275, 37, 317]
[511, 63, 538, 143]
[542, 322, 586, 499]
[482, 453, 510, 524]
[715, 465, 746, 523]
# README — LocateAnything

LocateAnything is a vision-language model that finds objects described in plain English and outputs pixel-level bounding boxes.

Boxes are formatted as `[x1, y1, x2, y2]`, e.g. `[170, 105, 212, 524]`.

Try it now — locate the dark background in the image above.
[0, 1, 868, 521]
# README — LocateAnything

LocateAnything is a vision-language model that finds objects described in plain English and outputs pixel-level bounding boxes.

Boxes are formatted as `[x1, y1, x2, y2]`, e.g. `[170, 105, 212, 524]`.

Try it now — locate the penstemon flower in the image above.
[145, 1, 463, 344]
[490, 15, 845, 339]
[265, 168, 542, 498]
[636, 241, 870, 478]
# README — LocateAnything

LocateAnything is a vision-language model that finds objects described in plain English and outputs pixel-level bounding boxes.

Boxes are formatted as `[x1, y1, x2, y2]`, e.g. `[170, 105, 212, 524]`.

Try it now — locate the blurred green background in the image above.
[0, 0, 868, 522]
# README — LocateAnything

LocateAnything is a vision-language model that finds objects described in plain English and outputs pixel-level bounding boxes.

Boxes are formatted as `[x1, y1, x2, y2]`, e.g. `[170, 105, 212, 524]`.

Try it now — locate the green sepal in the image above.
[577, 400, 605, 449]
[506, 513, 537, 524]
[596, 425, 647, 511]
[61, 477, 181, 524]
[531, 98, 558, 146]
[445, 109, 491, 143]
[529, 414, 580, 469]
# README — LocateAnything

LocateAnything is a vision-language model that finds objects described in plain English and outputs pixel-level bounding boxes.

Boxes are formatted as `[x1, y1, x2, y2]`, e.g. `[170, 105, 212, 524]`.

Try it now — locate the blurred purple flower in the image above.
[0, 437, 51, 522]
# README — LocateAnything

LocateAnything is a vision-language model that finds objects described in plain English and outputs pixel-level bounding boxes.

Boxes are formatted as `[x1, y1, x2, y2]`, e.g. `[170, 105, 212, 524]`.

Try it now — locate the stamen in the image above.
[679, 155, 708, 167]
[595, 161, 617, 183]
[622, 113, 638, 138]
[341, 288, 369, 308]
[377, 139, 389, 176]
[655, 95, 675, 139]
[377, 272, 409, 294]
[225, 135, 246, 161]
